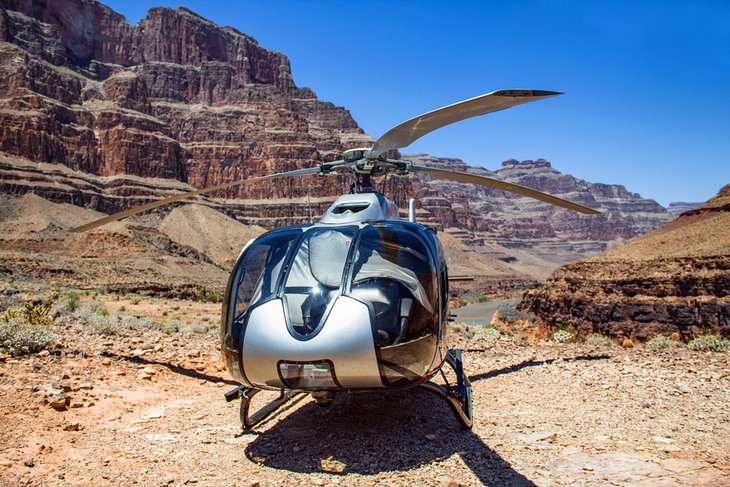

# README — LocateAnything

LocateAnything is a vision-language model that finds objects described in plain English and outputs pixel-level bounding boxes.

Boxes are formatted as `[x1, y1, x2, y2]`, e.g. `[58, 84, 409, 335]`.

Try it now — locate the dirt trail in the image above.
[1, 315, 729, 486]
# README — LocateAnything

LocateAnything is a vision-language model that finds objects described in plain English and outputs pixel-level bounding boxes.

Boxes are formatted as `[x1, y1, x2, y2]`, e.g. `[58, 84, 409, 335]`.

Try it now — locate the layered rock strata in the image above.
[0, 0, 675, 286]
[406, 155, 673, 276]
[520, 185, 730, 338]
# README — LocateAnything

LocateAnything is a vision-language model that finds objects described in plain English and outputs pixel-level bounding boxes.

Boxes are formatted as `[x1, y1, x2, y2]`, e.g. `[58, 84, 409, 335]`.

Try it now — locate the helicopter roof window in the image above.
[283, 227, 356, 338]
[331, 203, 370, 215]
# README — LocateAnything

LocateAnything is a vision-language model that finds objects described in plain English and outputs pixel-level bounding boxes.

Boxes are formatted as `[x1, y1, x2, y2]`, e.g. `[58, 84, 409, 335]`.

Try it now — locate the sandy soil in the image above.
[1, 295, 728, 486]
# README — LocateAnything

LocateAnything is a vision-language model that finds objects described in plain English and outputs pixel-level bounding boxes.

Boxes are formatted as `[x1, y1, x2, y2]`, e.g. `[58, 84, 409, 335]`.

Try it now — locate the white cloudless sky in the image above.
[104, 0, 730, 206]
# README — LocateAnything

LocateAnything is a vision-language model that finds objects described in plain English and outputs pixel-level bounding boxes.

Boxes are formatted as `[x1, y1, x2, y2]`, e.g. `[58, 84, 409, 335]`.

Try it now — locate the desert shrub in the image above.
[0, 318, 55, 355]
[0, 292, 58, 355]
[586, 335, 615, 347]
[196, 288, 220, 303]
[472, 325, 501, 340]
[191, 324, 208, 334]
[145, 320, 179, 334]
[647, 335, 683, 350]
[89, 314, 124, 336]
[688, 335, 729, 353]
[1, 291, 59, 327]
[552, 329, 575, 343]
[54, 292, 80, 314]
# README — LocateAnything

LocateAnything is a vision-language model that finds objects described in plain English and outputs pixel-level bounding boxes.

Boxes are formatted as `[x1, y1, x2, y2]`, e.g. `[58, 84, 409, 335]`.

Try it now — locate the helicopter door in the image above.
[348, 224, 439, 386]
[221, 228, 300, 383]
[282, 227, 356, 339]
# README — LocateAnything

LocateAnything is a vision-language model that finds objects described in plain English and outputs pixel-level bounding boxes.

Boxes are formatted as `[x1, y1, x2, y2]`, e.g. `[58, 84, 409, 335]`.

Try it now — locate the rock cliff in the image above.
[520, 185, 730, 338]
[407, 155, 673, 276]
[0, 0, 386, 208]
[0, 0, 674, 285]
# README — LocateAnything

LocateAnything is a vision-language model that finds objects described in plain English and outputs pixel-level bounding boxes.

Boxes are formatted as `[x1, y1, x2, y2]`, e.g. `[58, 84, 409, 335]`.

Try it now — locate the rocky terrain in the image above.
[406, 155, 672, 277]
[521, 184, 730, 339]
[667, 202, 702, 217]
[0, 0, 674, 284]
[0, 287, 728, 486]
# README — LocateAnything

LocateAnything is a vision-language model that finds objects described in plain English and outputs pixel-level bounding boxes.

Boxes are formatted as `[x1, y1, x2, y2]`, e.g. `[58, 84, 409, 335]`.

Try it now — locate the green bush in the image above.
[585, 335, 615, 347]
[688, 335, 729, 353]
[647, 335, 683, 350]
[57, 292, 80, 313]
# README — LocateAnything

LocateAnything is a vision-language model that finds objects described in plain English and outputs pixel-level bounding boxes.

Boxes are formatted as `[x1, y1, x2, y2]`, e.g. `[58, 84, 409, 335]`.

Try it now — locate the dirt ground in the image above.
[1, 294, 729, 486]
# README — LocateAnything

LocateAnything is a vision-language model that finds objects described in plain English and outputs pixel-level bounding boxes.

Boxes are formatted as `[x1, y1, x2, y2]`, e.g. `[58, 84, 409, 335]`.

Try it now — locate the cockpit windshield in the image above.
[282, 227, 356, 337]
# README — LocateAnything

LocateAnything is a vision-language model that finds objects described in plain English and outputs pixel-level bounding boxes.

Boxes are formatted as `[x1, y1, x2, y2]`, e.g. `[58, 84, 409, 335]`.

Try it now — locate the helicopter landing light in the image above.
[278, 361, 338, 389]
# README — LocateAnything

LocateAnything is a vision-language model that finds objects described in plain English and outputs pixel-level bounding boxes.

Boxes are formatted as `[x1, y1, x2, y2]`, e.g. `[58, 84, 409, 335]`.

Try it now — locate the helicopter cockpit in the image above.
[221, 221, 445, 389]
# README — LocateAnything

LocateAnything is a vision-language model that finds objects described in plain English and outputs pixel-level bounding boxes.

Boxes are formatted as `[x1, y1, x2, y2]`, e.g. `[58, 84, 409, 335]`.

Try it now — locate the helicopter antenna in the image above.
[307, 184, 313, 224]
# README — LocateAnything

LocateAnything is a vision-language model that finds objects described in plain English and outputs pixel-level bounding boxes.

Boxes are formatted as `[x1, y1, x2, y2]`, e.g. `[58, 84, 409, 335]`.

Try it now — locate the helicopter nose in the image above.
[241, 297, 383, 389]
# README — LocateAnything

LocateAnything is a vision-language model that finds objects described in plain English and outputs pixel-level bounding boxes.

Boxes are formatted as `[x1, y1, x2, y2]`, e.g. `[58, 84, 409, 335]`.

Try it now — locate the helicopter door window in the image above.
[282, 227, 356, 338]
[349, 225, 439, 386]
[231, 229, 299, 321]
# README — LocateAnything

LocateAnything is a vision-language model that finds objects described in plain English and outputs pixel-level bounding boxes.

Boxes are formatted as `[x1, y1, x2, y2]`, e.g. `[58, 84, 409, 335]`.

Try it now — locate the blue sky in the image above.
[104, 0, 730, 206]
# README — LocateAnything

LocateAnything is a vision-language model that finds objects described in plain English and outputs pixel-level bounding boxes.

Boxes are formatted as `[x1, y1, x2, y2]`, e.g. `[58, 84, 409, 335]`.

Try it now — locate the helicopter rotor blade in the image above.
[71, 164, 338, 233]
[367, 90, 562, 159]
[409, 164, 600, 215]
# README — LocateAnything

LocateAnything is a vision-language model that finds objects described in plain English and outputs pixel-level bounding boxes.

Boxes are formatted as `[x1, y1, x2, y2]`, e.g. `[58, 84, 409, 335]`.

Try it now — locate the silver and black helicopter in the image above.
[73, 89, 599, 429]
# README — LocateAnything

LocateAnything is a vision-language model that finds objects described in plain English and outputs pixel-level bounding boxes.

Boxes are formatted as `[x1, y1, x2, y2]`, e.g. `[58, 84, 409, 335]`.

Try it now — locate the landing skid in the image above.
[224, 349, 472, 431]
[419, 349, 473, 428]
[224, 386, 302, 430]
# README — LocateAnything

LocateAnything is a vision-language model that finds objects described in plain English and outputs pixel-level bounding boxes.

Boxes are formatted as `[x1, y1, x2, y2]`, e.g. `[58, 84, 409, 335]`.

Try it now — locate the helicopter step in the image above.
[225, 386, 303, 430]
[419, 349, 473, 429]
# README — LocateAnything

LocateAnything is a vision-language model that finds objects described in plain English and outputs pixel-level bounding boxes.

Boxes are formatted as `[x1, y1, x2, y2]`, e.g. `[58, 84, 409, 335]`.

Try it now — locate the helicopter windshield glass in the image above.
[283, 227, 356, 338]
[232, 229, 299, 321]
[349, 224, 439, 385]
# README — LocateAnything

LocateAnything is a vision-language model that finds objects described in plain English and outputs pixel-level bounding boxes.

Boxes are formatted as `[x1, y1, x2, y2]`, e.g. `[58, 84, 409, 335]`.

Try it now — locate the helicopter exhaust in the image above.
[408, 198, 416, 223]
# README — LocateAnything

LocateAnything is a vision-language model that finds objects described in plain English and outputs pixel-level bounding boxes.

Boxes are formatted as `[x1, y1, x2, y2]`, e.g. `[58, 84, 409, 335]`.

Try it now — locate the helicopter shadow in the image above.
[244, 387, 536, 486]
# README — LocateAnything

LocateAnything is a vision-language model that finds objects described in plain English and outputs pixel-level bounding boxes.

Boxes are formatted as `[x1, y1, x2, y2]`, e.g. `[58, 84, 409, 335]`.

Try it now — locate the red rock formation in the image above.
[0, 0, 673, 282]
[0, 0, 383, 208]
[520, 185, 730, 338]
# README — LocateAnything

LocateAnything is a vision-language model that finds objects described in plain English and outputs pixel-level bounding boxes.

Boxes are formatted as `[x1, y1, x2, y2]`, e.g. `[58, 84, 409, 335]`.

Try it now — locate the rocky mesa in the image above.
[520, 184, 730, 339]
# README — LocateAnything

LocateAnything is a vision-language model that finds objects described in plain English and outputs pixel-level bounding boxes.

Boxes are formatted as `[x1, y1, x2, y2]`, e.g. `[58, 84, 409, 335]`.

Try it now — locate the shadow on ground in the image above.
[245, 387, 536, 485]
[468, 354, 611, 382]
[244, 353, 613, 484]
[101, 351, 238, 385]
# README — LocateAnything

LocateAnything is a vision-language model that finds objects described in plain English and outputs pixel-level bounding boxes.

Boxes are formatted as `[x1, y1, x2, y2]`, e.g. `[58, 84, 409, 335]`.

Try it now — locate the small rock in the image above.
[78, 381, 93, 390]
[0, 459, 12, 468]
[425, 434, 436, 441]
[69, 401, 84, 409]
[101, 358, 112, 366]
[49, 393, 67, 410]
[63, 422, 80, 431]
[518, 431, 557, 443]
[621, 338, 634, 348]
[24, 458, 34, 468]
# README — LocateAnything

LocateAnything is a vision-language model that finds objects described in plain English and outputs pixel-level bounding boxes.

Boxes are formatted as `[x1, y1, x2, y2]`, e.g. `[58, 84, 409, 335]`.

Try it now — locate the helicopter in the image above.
[72, 89, 599, 429]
